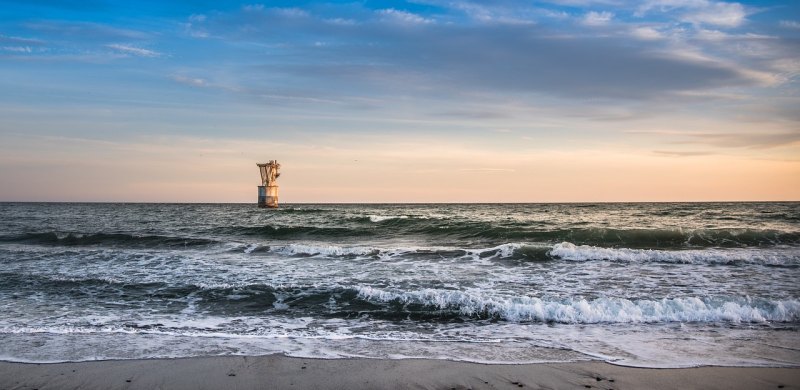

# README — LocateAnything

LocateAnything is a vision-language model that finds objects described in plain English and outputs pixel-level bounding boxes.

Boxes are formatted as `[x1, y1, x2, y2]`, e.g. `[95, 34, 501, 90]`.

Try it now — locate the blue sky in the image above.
[0, 0, 798, 202]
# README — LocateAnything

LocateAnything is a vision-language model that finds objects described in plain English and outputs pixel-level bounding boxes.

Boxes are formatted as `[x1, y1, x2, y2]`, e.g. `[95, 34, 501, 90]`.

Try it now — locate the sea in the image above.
[0, 202, 798, 367]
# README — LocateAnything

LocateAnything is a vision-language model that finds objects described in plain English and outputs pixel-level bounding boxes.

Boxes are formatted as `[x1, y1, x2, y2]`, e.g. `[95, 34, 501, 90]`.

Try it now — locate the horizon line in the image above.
[1, 200, 798, 205]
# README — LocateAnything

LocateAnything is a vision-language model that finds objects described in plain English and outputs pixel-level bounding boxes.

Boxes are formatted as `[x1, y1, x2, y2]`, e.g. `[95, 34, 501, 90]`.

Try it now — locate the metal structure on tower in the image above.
[256, 160, 280, 208]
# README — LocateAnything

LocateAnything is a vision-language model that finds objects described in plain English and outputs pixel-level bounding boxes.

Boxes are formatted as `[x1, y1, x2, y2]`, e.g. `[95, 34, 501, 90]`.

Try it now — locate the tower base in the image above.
[257, 186, 279, 208]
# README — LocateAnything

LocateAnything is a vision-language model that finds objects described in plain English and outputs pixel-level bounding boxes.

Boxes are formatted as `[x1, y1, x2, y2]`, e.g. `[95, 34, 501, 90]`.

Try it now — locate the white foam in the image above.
[467, 243, 523, 258]
[253, 242, 537, 261]
[235, 240, 800, 266]
[367, 215, 409, 222]
[2, 321, 798, 368]
[356, 286, 800, 323]
[274, 243, 379, 257]
[243, 243, 259, 254]
[549, 242, 800, 265]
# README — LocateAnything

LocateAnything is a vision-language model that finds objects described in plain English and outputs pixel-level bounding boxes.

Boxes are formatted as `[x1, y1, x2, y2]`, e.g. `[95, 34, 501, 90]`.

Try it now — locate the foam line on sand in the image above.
[1, 355, 798, 390]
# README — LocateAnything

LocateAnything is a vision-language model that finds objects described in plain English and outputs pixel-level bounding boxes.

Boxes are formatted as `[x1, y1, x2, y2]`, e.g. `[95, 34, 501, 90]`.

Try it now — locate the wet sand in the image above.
[0, 356, 797, 390]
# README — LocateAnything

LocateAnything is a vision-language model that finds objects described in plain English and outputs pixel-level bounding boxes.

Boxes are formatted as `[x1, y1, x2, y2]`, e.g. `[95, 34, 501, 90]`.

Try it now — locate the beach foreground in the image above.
[1, 356, 797, 390]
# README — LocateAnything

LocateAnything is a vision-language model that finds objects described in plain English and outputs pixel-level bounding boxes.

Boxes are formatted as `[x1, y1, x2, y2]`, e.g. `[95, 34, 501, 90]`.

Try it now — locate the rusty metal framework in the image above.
[256, 160, 281, 208]
[257, 160, 281, 186]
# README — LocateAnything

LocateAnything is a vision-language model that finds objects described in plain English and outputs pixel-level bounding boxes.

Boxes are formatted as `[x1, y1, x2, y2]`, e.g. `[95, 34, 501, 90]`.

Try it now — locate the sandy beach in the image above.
[1, 355, 797, 390]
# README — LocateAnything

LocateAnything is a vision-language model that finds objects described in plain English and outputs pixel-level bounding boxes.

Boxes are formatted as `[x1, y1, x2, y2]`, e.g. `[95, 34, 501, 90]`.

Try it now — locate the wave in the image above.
[4, 272, 797, 324]
[229, 241, 799, 266]
[356, 287, 800, 324]
[367, 214, 411, 223]
[273, 207, 332, 214]
[548, 242, 800, 266]
[231, 241, 551, 261]
[217, 225, 370, 239]
[9, 231, 791, 266]
[0, 232, 217, 248]
[217, 223, 800, 248]
[268, 243, 382, 257]
[509, 227, 800, 248]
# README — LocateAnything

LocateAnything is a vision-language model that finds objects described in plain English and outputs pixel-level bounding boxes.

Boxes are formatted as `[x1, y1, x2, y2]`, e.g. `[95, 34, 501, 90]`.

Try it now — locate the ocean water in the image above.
[0, 202, 798, 367]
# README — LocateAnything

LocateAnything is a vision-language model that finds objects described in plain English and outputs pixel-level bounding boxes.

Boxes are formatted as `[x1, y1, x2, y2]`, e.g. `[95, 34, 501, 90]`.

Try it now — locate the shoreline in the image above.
[1, 355, 797, 390]
[2, 355, 799, 369]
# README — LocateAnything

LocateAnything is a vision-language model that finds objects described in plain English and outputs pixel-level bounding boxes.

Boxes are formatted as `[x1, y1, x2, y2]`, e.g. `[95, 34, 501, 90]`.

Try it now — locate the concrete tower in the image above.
[256, 160, 280, 208]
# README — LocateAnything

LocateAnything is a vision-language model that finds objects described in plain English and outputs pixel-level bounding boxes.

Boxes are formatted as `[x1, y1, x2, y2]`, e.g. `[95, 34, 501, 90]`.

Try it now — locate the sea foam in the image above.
[356, 286, 800, 323]
[235, 240, 800, 266]
[549, 242, 800, 265]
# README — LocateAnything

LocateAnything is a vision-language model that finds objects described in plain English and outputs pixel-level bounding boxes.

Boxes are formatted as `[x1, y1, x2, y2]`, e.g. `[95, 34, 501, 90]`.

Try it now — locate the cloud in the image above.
[681, 1, 746, 27]
[196, 6, 772, 100]
[11, 0, 780, 115]
[325, 18, 357, 26]
[2, 46, 33, 53]
[0, 34, 46, 46]
[682, 132, 800, 149]
[631, 26, 663, 40]
[24, 21, 149, 40]
[171, 75, 208, 87]
[582, 11, 614, 26]
[361, 26, 766, 98]
[2, 0, 107, 11]
[636, 131, 800, 149]
[184, 14, 210, 38]
[543, 0, 623, 5]
[407, 0, 571, 25]
[106, 44, 161, 57]
[637, 1, 749, 27]
[1, 22, 158, 61]
[189, 14, 207, 23]
[378, 9, 434, 24]
[431, 110, 510, 119]
[654, 150, 714, 157]
[780, 20, 800, 30]
[272, 7, 310, 18]
[458, 168, 516, 172]
[242, 4, 265, 12]
[242, 5, 309, 18]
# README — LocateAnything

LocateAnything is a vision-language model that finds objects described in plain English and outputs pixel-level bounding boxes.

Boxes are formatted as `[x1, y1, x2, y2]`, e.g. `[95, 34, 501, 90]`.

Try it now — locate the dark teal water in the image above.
[0, 202, 798, 366]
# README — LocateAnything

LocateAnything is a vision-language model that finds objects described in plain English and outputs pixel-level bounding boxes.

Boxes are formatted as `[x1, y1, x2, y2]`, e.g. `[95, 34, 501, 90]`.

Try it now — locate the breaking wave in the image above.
[356, 287, 800, 323]
[4, 271, 796, 324]
[216, 224, 800, 248]
[548, 242, 800, 266]
[229, 241, 799, 266]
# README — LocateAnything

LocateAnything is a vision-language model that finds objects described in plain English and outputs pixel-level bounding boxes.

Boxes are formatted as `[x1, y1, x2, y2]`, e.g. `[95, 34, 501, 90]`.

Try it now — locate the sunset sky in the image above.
[1, 0, 798, 202]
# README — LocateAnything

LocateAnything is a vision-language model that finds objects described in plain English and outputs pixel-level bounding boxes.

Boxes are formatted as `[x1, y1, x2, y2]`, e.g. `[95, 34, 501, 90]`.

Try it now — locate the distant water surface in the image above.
[0, 202, 798, 367]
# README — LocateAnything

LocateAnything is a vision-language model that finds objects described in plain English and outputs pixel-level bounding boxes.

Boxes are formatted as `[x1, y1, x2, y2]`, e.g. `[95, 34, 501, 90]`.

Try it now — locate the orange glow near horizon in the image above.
[1, 135, 797, 203]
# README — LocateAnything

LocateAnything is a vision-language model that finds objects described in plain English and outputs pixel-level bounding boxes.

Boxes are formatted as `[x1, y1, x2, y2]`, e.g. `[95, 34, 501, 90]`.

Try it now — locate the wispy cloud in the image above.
[637, 1, 749, 27]
[634, 131, 800, 149]
[458, 168, 516, 172]
[0, 34, 45, 46]
[431, 110, 509, 119]
[684, 2, 747, 27]
[631, 26, 663, 40]
[24, 21, 149, 40]
[582, 10, 614, 26]
[171, 74, 208, 87]
[106, 44, 161, 58]
[654, 150, 714, 157]
[682, 132, 800, 149]
[2, 46, 33, 53]
[378, 9, 435, 24]
[183, 14, 210, 38]
[780, 20, 800, 30]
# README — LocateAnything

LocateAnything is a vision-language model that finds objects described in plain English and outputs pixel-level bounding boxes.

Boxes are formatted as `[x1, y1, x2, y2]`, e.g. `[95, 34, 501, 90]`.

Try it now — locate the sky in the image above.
[0, 0, 798, 202]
